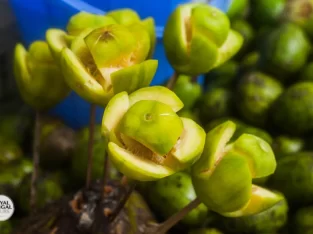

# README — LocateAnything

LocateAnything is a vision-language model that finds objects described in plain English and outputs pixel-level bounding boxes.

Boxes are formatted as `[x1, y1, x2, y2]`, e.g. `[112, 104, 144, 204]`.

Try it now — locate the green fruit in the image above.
[205, 60, 239, 89]
[147, 172, 209, 227]
[259, 23, 310, 79]
[268, 152, 313, 205]
[106, 8, 140, 25]
[172, 75, 202, 110]
[163, 3, 242, 75]
[283, 0, 313, 39]
[178, 109, 200, 123]
[39, 120, 76, 170]
[14, 41, 70, 110]
[46, 28, 73, 61]
[231, 19, 255, 58]
[236, 72, 283, 126]
[0, 159, 33, 198]
[227, 0, 248, 19]
[192, 121, 278, 215]
[118, 100, 184, 156]
[204, 117, 245, 133]
[272, 135, 304, 159]
[66, 12, 117, 36]
[300, 62, 313, 82]
[240, 51, 260, 72]
[198, 88, 233, 125]
[250, 0, 286, 27]
[271, 82, 313, 134]
[0, 221, 12, 234]
[103, 87, 205, 181]
[0, 137, 22, 167]
[71, 125, 119, 183]
[17, 173, 63, 213]
[233, 125, 273, 145]
[293, 206, 313, 234]
[215, 195, 288, 233]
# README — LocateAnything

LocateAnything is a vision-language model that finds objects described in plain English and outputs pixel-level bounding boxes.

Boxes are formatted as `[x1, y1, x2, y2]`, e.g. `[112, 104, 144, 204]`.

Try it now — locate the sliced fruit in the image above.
[213, 29, 244, 68]
[111, 60, 158, 94]
[129, 86, 184, 112]
[230, 134, 276, 178]
[108, 142, 175, 181]
[221, 185, 284, 217]
[193, 151, 252, 213]
[60, 48, 113, 106]
[106, 8, 141, 25]
[102, 91, 130, 135]
[46, 29, 70, 60]
[118, 100, 184, 155]
[141, 17, 156, 59]
[66, 12, 117, 36]
[192, 121, 236, 179]
[171, 117, 206, 165]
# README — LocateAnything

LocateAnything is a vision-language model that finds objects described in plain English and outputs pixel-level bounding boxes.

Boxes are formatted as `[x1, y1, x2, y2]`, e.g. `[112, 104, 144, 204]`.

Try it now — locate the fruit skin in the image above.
[205, 60, 239, 89]
[163, 3, 242, 76]
[214, 195, 288, 234]
[205, 118, 273, 144]
[300, 62, 313, 82]
[293, 206, 313, 234]
[272, 135, 304, 160]
[178, 109, 200, 123]
[0, 159, 33, 199]
[240, 51, 260, 73]
[192, 121, 277, 215]
[227, 0, 249, 20]
[71, 125, 119, 184]
[173, 75, 202, 110]
[14, 41, 70, 110]
[17, 173, 64, 213]
[236, 72, 283, 127]
[250, 0, 286, 27]
[146, 172, 209, 227]
[259, 23, 311, 80]
[198, 88, 234, 125]
[271, 82, 313, 135]
[268, 152, 313, 205]
[0, 137, 22, 167]
[231, 19, 255, 59]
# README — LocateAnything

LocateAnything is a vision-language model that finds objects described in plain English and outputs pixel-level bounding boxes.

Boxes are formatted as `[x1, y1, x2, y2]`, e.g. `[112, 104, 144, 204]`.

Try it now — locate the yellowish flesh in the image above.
[221, 185, 284, 217]
[171, 117, 205, 165]
[108, 142, 175, 181]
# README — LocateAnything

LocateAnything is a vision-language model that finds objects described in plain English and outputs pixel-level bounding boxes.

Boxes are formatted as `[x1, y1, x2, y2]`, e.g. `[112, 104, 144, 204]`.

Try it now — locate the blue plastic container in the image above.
[9, 0, 231, 129]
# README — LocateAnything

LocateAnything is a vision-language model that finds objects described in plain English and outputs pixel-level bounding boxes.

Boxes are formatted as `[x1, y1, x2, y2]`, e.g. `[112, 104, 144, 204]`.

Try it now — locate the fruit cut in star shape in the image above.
[102, 87, 206, 181]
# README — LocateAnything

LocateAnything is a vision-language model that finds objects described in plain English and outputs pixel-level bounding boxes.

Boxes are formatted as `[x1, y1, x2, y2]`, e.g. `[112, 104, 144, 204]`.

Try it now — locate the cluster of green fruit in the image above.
[163, 0, 313, 233]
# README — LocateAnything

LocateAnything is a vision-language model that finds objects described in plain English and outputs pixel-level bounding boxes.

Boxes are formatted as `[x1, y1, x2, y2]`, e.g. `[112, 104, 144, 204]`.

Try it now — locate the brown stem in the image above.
[166, 72, 178, 90]
[30, 111, 41, 211]
[86, 104, 96, 189]
[102, 151, 110, 193]
[151, 198, 201, 234]
[109, 178, 136, 222]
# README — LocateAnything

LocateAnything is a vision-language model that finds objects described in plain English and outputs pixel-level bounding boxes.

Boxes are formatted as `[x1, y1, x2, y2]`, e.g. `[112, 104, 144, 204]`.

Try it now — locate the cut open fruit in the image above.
[60, 48, 113, 106]
[129, 86, 184, 112]
[46, 29, 72, 61]
[192, 121, 236, 178]
[221, 185, 284, 217]
[108, 142, 175, 181]
[171, 117, 206, 165]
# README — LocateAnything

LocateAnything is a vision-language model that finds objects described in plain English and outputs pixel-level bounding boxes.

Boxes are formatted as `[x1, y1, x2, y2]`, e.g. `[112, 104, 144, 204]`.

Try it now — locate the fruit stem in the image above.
[30, 111, 42, 211]
[86, 103, 96, 189]
[109, 178, 136, 222]
[102, 150, 110, 194]
[166, 72, 178, 89]
[149, 198, 201, 234]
